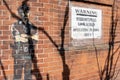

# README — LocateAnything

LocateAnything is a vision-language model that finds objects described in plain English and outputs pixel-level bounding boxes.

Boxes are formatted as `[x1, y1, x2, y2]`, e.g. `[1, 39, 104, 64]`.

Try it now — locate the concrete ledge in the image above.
[65, 43, 109, 51]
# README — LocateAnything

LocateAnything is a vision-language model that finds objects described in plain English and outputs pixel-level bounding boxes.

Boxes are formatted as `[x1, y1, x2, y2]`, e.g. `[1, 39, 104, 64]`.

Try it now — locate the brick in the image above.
[29, 0, 37, 2]
[38, 54, 48, 58]
[32, 2, 43, 7]
[5, 70, 13, 75]
[31, 12, 44, 17]
[30, 7, 38, 12]
[39, 0, 49, 3]
[38, 7, 49, 12]
[35, 49, 43, 53]
[43, 3, 53, 9]
[0, 1, 1, 5]
[50, 0, 59, 5]
[0, 26, 9, 30]
[0, 45, 9, 50]
[3, 20, 14, 25]
[0, 16, 9, 20]
[0, 5, 7, 10]
[0, 36, 9, 40]
[0, 31, 2, 35]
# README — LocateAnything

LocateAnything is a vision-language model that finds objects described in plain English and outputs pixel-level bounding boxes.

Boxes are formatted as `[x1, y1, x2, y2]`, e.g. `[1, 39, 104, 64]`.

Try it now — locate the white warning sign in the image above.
[71, 6, 102, 39]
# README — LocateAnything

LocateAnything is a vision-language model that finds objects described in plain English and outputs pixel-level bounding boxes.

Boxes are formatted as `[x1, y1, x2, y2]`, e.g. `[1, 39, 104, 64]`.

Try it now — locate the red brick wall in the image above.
[0, 0, 120, 80]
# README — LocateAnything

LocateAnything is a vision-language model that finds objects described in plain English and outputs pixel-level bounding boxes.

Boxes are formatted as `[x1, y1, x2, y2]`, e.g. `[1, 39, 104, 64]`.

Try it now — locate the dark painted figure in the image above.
[11, 3, 38, 80]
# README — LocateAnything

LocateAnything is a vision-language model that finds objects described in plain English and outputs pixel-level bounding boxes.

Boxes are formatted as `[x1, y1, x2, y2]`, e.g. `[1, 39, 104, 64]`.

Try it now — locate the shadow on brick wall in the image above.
[0, 59, 7, 80]
[3, 0, 70, 80]
[93, 0, 120, 80]
[59, 3, 70, 80]
[38, 2, 70, 80]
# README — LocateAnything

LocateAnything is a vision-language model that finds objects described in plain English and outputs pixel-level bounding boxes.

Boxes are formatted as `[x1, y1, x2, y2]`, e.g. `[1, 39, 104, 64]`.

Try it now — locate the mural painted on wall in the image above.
[11, 2, 38, 80]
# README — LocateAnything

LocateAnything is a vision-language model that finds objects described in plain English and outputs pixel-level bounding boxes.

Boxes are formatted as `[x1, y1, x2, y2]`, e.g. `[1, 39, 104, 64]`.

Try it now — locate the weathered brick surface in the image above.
[0, 0, 120, 80]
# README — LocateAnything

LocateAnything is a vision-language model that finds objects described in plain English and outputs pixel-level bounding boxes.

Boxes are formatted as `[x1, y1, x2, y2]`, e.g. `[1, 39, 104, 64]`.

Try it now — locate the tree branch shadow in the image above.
[59, 3, 70, 80]
[93, 0, 120, 80]
[0, 59, 7, 80]
[3, 0, 21, 20]
[38, 2, 70, 79]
